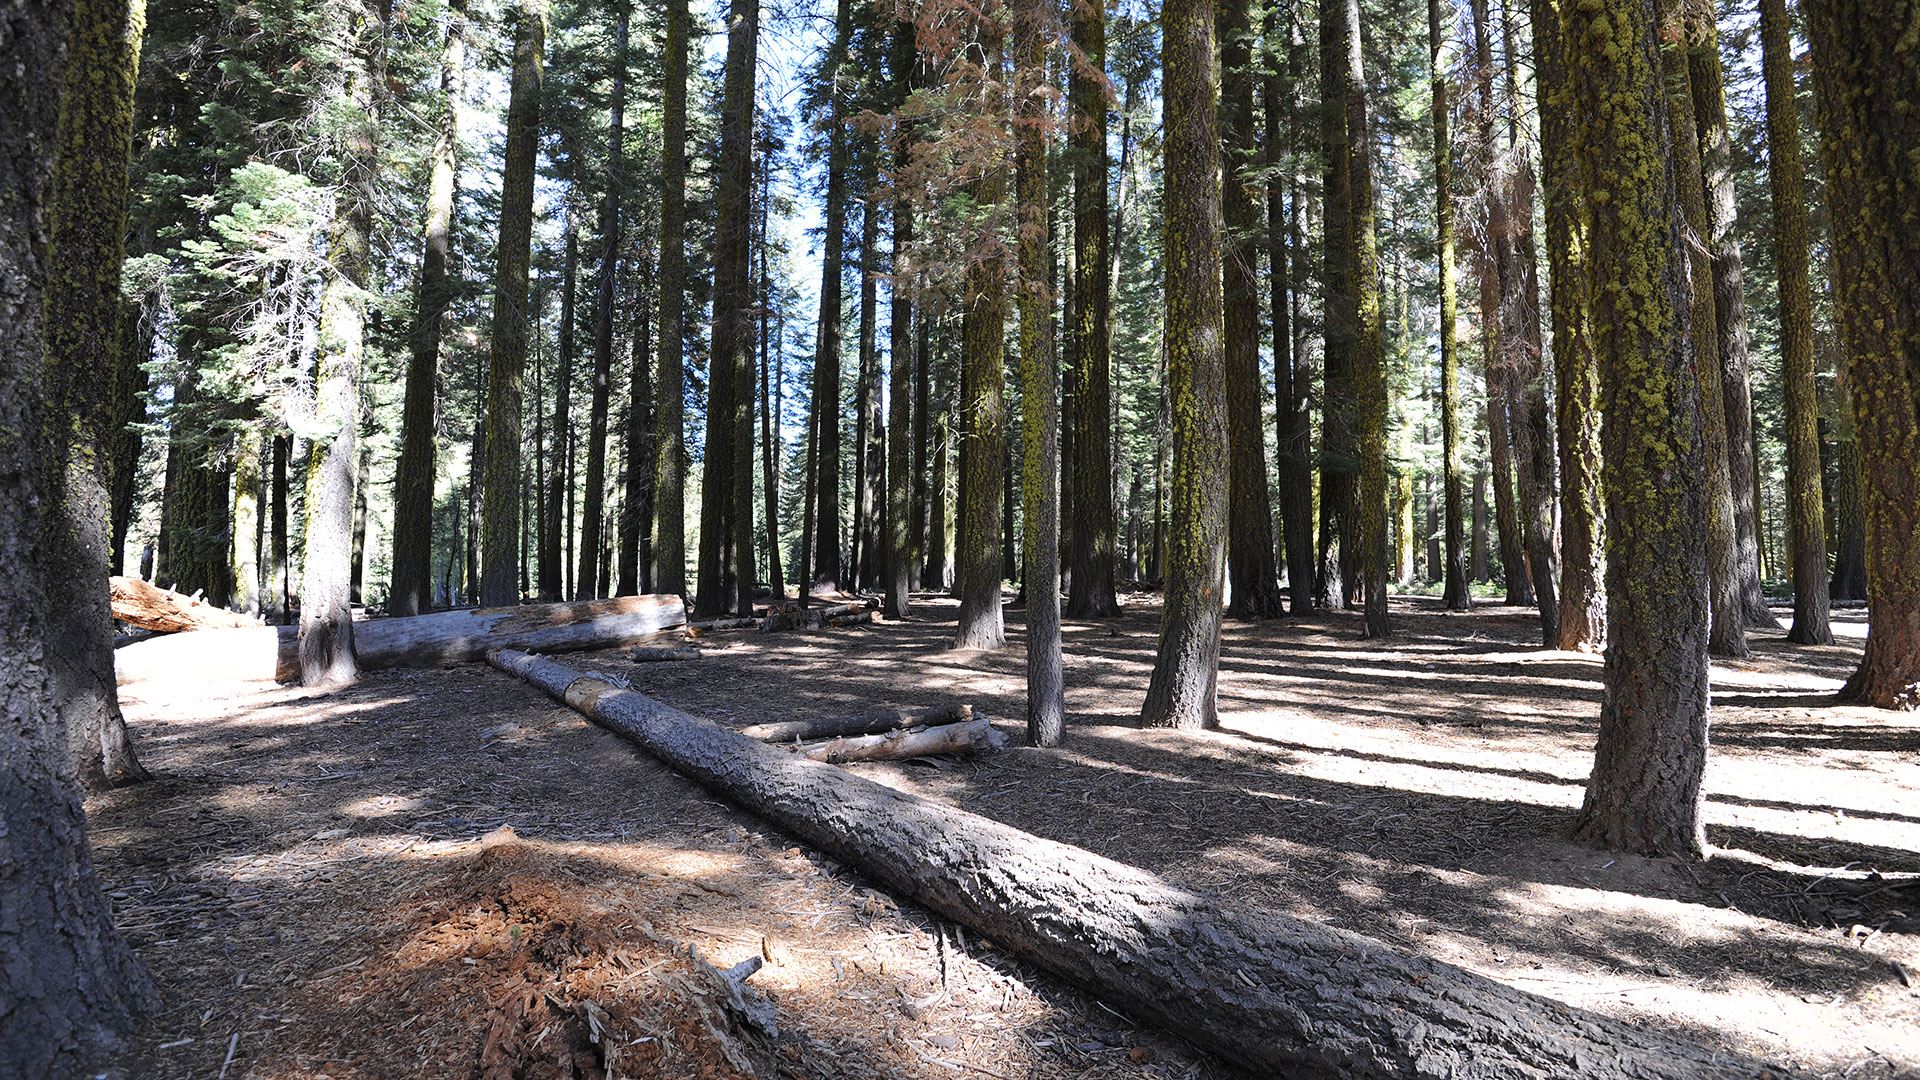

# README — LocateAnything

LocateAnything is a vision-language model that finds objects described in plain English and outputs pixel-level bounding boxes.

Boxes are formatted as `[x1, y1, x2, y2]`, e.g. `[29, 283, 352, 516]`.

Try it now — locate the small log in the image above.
[739, 703, 973, 743]
[116, 594, 686, 686]
[687, 616, 761, 633]
[796, 719, 1003, 763]
[488, 649, 1778, 1080]
[630, 646, 701, 662]
[110, 576, 260, 633]
[825, 610, 872, 628]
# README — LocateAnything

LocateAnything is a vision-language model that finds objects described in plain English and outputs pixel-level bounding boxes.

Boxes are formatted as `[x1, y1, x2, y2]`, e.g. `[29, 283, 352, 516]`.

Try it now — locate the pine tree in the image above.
[578, 1, 629, 602]
[1066, 0, 1119, 618]
[1431, 0, 1471, 612]
[884, 16, 916, 619]
[1807, 0, 1920, 708]
[1143, 0, 1229, 729]
[478, 0, 546, 609]
[1567, 0, 1711, 857]
[652, 0, 689, 599]
[1760, 0, 1830, 646]
[1344, 0, 1387, 638]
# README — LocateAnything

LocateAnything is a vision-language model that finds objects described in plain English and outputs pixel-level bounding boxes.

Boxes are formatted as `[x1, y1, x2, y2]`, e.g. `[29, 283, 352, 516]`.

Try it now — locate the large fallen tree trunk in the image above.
[795, 719, 1003, 763]
[488, 650, 1776, 1080]
[116, 595, 686, 686]
[110, 576, 260, 632]
[738, 704, 973, 742]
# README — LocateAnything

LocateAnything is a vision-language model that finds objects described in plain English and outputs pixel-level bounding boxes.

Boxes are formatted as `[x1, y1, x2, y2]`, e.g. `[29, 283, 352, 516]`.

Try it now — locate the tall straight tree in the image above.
[2, 0, 157, 1059]
[391, 0, 466, 617]
[620, 245, 656, 595]
[954, 7, 1008, 652]
[1759, 0, 1830, 646]
[478, 0, 545, 608]
[1532, 0, 1602, 650]
[1014, 0, 1062, 744]
[1343, 0, 1387, 639]
[1066, 0, 1119, 618]
[884, 16, 916, 619]
[42, 0, 150, 787]
[694, 0, 759, 618]
[652, 0, 689, 599]
[1264, 4, 1311, 614]
[1660, 11, 1746, 659]
[1687, 0, 1774, 630]
[543, 230, 578, 600]
[1567, 0, 1712, 857]
[1430, 0, 1471, 612]
[1316, 0, 1358, 608]
[851, 166, 882, 589]
[579, 2, 629, 602]
[1220, 0, 1282, 618]
[1144, 0, 1229, 729]
[809, 0, 853, 595]
[302, 0, 386, 683]
[1807, 0, 1920, 708]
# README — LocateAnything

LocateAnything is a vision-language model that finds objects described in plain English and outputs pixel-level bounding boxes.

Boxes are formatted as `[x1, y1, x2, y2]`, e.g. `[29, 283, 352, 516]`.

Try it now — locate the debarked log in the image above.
[110, 576, 260, 632]
[739, 703, 973, 742]
[116, 594, 687, 686]
[794, 719, 1003, 763]
[486, 649, 1782, 1080]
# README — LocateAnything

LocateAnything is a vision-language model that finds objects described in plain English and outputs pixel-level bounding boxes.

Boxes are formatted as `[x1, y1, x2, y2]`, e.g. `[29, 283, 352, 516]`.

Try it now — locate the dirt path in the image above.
[93, 595, 1919, 1078]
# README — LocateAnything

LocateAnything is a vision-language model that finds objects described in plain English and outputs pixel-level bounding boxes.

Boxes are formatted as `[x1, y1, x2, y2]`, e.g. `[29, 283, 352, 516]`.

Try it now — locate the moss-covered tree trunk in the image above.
[1015, 0, 1062, 742]
[1567, 0, 1712, 858]
[391, 0, 465, 617]
[652, 0, 689, 600]
[955, 18, 1007, 652]
[1431, 0, 1471, 613]
[1343, 0, 1388, 638]
[3, 4, 158, 1057]
[1144, 0, 1229, 729]
[1687, 4, 1775, 631]
[1066, 0, 1118, 619]
[42, 0, 150, 787]
[579, 2, 628, 603]
[1220, 0, 1282, 619]
[1808, 0, 1920, 708]
[1532, 0, 1602, 651]
[1315, 0, 1355, 611]
[1660, 11, 1747, 658]
[1760, 0, 1829, 645]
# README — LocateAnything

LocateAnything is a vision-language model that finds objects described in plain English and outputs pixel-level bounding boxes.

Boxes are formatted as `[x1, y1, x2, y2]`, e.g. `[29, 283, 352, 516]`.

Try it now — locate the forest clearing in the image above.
[6, 0, 1920, 1071]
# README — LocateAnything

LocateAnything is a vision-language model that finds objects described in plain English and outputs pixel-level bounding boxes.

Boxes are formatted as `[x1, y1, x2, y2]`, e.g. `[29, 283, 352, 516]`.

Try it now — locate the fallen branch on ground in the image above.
[630, 646, 702, 662]
[111, 576, 260, 632]
[739, 704, 973, 742]
[485, 649, 1777, 1080]
[793, 719, 1003, 763]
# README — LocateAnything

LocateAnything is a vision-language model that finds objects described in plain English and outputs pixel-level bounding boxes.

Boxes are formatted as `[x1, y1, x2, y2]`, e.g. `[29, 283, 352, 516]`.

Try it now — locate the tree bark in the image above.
[1315, 0, 1356, 611]
[1144, 0, 1229, 729]
[1429, 0, 1471, 613]
[107, 303, 148, 576]
[391, 0, 465, 618]
[955, 29, 1008, 653]
[652, 0, 689, 600]
[494, 650, 1770, 1080]
[1344, 0, 1387, 639]
[117, 594, 686, 686]
[1265, 8, 1311, 616]
[579, 3, 628, 603]
[621, 242, 657, 595]
[545, 231, 578, 601]
[1808, 0, 1920, 708]
[1066, 0, 1119, 619]
[111, 576, 260, 632]
[479, 0, 544, 609]
[885, 23, 916, 619]
[1568, 0, 1713, 857]
[794, 719, 1004, 763]
[3, 0, 157, 1054]
[809, 0, 852, 594]
[740, 703, 973, 742]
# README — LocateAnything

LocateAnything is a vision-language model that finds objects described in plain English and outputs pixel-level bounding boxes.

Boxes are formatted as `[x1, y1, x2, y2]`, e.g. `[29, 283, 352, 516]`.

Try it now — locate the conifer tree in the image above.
[808, 0, 853, 596]
[578, 1, 629, 602]
[884, 16, 917, 619]
[1067, 0, 1119, 618]
[652, 0, 690, 599]
[1344, 0, 1387, 638]
[1431, 0, 1471, 612]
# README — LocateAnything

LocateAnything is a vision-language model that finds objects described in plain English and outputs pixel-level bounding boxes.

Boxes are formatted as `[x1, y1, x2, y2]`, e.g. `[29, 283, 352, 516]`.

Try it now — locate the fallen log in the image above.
[488, 650, 1778, 1080]
[761, 602, 864, 633]
[686, 617, 760, 634]
[110, 576, 260, 632]
[630, 646, 701, 662]
[116, 594, 686, 686]
[795, 719, 1003, 763]
[739, 704, 973, 743]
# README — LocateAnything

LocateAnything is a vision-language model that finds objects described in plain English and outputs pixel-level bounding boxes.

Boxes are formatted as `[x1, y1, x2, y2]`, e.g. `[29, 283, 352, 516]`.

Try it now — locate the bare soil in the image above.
[92, 594, 1920, 1079]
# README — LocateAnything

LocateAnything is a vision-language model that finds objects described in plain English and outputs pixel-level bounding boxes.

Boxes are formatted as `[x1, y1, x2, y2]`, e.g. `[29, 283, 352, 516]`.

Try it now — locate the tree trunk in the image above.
[1808, 0, 1920, 708]
[708, 0, 758, 620]
[1660, 16, 1747, 659]
[884, 63, 915, 618]
[853, 165, 884, 593]
[391, 0, 465, 618]
[41, 0, 151, 790]
[955, 26, 1007, 652]
[794, 719, 1004, 763]
[927, 351, 953, 590]
[269, 433, 289, 622]
[1014, 0, 1062, 744]
[1315, 0, 1355, 612]
[479, 0, 543, 609]
[759, 177, 784, 601]
[4, 0, 158, 1058]
[1265, 9, 1310, 616]
[545, 231, 579, 601]
[1568, 0, 1712, 858]
[1760, 0, 1829, 645]
[1066, 0, 1119, 619]
[350, 442, 369, 604]
[1430, 0, 1470, 613]
[910, 294, 931, 591]
[621, 243, 657, 596]
[1344, 0, 1387, 639]
[652, 0, 689, 600]
[107, 303, 149, 576]
[495, 650, 1768, 1080]
[580, 4, 628, 603]
[117, 594, 686, 686]
[809, 0, 852, 595]
[1144, 0, 1229, 729]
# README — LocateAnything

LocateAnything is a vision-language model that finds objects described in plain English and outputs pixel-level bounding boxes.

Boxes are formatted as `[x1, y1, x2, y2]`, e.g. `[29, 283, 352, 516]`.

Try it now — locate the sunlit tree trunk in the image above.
[1430, 0, 1471, 612]
[1343, 0, 1387, 638]
[955, 11, 1008, 652]
[652, 0, 689, 599]
[579, 2, 628, 602]
[810, 0, 852, 594]
[1067, 0, 1118, 618]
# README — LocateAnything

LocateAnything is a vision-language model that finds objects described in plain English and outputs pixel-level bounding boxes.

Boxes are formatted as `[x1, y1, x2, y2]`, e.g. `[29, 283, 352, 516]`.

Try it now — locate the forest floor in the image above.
[91, 593, 1920, 1080]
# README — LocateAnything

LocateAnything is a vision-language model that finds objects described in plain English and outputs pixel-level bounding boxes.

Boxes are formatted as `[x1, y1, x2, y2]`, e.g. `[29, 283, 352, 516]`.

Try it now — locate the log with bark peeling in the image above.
[487, 649, 1784, 1080]
[110, 576, 260, 632]
[739, 704, 973, 742]
[795, 719, 1003, 763]
[115, 594, 686, 686]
